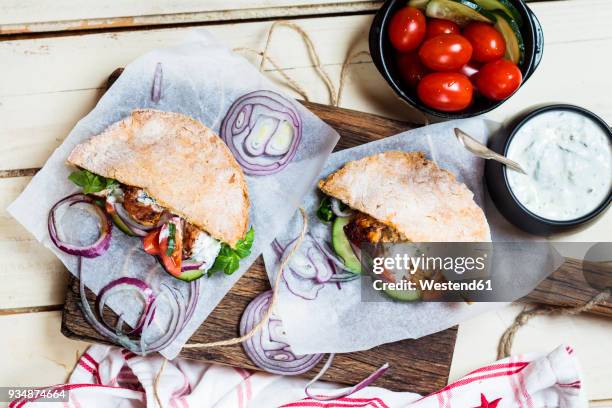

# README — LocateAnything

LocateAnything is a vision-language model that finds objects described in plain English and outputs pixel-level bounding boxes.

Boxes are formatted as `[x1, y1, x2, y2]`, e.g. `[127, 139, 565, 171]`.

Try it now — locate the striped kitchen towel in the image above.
[8, 344, 584, 407]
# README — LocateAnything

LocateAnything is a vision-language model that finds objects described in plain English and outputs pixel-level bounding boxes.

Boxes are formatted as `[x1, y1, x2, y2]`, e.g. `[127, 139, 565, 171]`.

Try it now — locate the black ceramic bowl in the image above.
[369, 0, 544, 119]
[486, 104, 612, 235]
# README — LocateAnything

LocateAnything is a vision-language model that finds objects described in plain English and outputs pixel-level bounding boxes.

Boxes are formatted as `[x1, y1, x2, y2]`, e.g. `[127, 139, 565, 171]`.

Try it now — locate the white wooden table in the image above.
[1, 1, 611, 406]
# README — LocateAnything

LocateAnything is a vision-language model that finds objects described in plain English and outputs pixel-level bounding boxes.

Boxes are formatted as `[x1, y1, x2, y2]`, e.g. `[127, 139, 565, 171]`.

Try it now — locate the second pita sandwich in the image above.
[316, 151, 490, 277]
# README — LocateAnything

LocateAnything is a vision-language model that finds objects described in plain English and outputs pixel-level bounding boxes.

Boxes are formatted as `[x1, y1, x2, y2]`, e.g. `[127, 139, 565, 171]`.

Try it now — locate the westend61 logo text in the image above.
[372, 253, 488, 275]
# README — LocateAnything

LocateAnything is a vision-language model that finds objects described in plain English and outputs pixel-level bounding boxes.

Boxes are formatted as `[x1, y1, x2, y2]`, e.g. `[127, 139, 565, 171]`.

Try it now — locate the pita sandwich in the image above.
[67, 109, 250, 248]
[318, 151, 490, 242]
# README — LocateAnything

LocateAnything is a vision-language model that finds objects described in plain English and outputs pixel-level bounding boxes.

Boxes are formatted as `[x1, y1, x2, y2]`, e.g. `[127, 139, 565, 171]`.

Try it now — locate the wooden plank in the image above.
[0, 311, 88, 388]
[2, 2, 612, 169]
[0, 1, 381, 35]
[0, 0, 568, 35]
[0, 176, 69, 309]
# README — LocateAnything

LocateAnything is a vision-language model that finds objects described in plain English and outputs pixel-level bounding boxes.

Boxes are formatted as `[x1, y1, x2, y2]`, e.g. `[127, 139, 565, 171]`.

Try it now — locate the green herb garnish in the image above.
[316, 196, 335, 223]
[209, 227, 255, 276]
[68, 169, 118, 194]
[166, 223, 176, 256]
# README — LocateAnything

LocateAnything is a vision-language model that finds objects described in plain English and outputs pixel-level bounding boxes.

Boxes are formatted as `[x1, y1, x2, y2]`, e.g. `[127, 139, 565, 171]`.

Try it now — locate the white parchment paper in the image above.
[8, 30, 339, 359]
[262, 118, 560, 355]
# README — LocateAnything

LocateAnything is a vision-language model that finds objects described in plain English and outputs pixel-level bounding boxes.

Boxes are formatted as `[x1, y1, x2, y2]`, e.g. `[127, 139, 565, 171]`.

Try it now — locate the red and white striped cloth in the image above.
[9, 344, 584, 407]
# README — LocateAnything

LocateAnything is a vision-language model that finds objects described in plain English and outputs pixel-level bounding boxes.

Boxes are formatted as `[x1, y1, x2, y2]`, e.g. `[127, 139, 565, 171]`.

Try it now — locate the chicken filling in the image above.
[344, 211, 404, 245]
[108, 184, 221, 271]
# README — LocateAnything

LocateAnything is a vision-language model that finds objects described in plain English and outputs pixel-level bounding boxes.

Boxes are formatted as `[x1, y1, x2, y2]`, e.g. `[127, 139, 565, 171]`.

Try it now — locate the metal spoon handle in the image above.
[483, 150, 527, 175]
[454, 128, 527, 175]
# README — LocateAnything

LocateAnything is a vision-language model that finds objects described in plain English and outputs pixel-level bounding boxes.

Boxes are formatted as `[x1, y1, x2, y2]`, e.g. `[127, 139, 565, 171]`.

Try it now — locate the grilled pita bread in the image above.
[318, 151, 490, 242]
[68, 109, 249, 247]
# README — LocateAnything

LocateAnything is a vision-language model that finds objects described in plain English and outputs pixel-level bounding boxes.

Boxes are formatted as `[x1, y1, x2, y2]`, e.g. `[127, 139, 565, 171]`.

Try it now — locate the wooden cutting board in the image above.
[62, 70, 612, 394]
[61, 95, 458, 395]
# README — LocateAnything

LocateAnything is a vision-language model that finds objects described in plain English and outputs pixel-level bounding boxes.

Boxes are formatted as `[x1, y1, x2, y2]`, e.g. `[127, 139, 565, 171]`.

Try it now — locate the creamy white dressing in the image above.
[506, 110, 612, 221]
[190, 231, 221, 271]
[136, 189, 163, 212]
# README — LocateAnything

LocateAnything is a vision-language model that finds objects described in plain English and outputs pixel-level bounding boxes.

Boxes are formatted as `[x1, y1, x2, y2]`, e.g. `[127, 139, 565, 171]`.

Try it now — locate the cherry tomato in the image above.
[143, 230, 160, 256]
[462, 22, 506, 63]
[475, 59, 522, 101]
[388, 7, 427, 52]
[417, 72, 473, 112]
[158, 221, 183, 277]
[425, 18, 460, 39]
[396, 52, 429, 87]
[418, 34, 473, 71]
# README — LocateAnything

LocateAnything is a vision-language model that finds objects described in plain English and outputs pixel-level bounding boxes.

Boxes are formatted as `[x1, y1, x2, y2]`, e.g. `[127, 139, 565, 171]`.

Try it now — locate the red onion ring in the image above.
[272, 238, 325, 300]
[95, 277, 155, 335]
[78, 257, 200, 355]
[78, 258, 146, 353]
[151, 62, 163, 103]
[240, 290, 323, 375]
[319, 243, 360, 283]
[330, 198, 353, 218]
[305, 353, 389, 401]
[221, 90, 302, 176]
[272, 236, 359, 298]
[48, 194, 112, 258]
[109, 201, 154, 236]
[181, 259, 204, 271]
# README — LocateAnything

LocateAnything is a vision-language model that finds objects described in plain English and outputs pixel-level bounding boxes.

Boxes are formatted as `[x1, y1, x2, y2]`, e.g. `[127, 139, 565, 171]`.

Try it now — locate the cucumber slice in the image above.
[408, 0, 430, 10]
[332, 217, 362, 274]
[383, 285, 422, 302]
[176, 269, 204, 282]
[472, 0, 522, 26]
[493, 11, 524, 65]
[425, 0, 495, 26]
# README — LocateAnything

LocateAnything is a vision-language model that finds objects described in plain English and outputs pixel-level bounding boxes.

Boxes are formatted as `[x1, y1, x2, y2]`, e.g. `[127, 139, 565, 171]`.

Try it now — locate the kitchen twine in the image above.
[497, 288, 612, 360]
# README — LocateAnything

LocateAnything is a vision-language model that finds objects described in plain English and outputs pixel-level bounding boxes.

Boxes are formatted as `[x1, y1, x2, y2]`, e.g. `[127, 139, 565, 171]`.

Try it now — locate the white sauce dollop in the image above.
[506, 110, 611, 221]
[191, 232, 221, 271]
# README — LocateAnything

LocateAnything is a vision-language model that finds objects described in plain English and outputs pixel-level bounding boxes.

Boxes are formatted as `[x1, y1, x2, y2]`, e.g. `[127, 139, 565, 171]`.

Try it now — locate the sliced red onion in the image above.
[182, 259, 204, 271]
[95, 277, 155, 335]
[221, 90, 302, 176]
[273, 238, 325, 300]
[151, 62, 163, 103]
[330, 198, 353, 218]
[272, 236, 358, 297]
[78, 258, 147, 353]
[319, 243, 360, 283]
[305, 353, 389, 401]
[48, 194, 112, 258]
[240, 290, 323, 375]
[283, 268, 325, 300]
[113, 202, 155, 236]
[78, 256, 200, 355]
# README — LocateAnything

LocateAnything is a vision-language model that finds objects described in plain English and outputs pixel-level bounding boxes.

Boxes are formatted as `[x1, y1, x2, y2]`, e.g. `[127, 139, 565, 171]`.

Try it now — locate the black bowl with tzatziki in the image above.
[486, 104, 612, 235]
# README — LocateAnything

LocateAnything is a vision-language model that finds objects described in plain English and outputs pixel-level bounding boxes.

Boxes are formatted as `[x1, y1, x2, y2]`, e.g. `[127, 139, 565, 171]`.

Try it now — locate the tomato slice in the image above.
[143, 230, 161, 256]
[158, 219, 183, 278]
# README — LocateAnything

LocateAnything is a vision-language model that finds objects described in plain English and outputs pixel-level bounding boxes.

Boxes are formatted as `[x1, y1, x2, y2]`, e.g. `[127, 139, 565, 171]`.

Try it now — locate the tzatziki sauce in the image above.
[506, 109, 611, 221]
